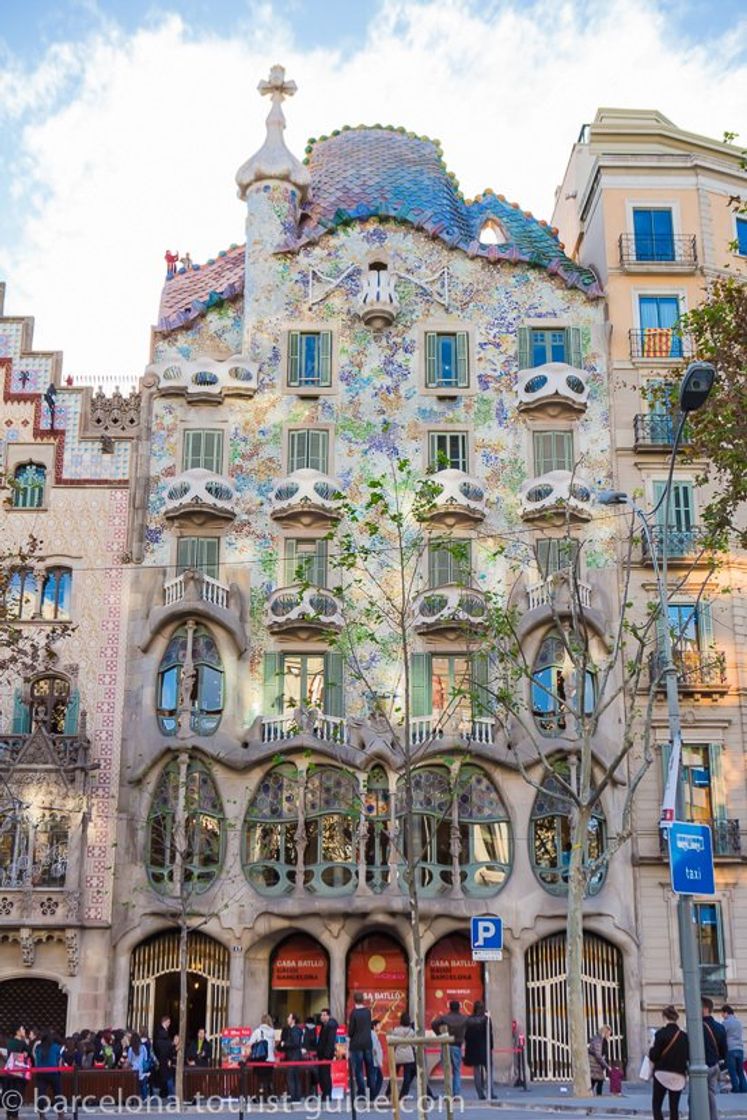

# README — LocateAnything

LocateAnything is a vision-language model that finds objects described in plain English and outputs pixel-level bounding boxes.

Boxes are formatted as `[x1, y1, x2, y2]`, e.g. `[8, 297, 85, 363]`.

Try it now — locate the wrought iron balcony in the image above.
[266, 585, 343, 638]
[269, 469, 342, 529]
[629, 329, 695, 361]
[164, 571, 230, 610]
[163, 469, 236, 528]
[260, 712, 346, 744]
[519, 470, 594, 523]
[660, 819, 741, 859]
[633, 412, 691, 449]
[420, 470, 487, 529]
[412, 584, 488, 637]
[619, 233, 697, 269]
[649, 649, 727, 692]
[516, 362, 589, 417]
[641, 524, 708, 563]
[409, 714, 496, 746]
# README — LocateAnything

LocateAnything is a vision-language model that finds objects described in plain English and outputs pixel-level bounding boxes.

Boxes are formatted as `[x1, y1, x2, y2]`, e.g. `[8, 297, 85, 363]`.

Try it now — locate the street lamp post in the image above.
[599, 361, 715, 1120]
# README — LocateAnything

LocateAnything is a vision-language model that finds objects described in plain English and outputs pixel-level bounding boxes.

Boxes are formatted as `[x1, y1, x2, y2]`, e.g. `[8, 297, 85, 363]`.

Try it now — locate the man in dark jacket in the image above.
[348, 992, 374, 1099]
[186, 1028, 212, 1067]
[431, 1001, 468, 1097]
[278, 1014, 304, 1102]
[464, 1001, 495, 1099]
[702, 997, 728, 1120]
[153, 1016, 172, 1099]
[317, 1009, 338, 1101]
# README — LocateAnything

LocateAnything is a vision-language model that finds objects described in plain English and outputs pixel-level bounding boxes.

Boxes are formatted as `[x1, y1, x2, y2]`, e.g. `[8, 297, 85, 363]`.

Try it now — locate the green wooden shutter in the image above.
[517, 327, 530, 370]
[428, 432, 440, 470]
[456, 332, 469, 387]
[183, 430, 199, 471]
[288, 331, 301, 386]
[708, 744, 727, 821]
[199, 538, 219, 579]
[410, 653, 432, 717]
[533, 432, 550, 475]
[425, 332, 438, 387]
[698, 602, 714, 649]
[673, 483, 694, 532]
[314, 539, 328, 588]
[284, 539, 297, 585]
[63, 689, 80, 735]
[471, 653, 490, 717]
[263, 653, 284, 715]
[204, 431, 223, 473]
[288, 430, 305, 472]
[428, 543, 452, 588]
[308, 430, 329, 473]
[319, 331, 332, 387]
[324, 652, 344, 717]
[568, 327, 583, 369]
[12, 689, 30, 734]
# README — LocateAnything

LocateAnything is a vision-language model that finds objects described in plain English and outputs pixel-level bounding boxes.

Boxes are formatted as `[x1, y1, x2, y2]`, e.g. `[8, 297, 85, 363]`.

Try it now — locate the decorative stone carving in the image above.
[0, 897, 13, 917]
[39, 896, 60, 917]
[163, 469, 237, 528]
[65, 928, 80, 976]
[516, 362, 589, 417]
[412, 585, 488, 639]
[266, 585, 344, 638]
[519, 470, 594, 523]
[64, 889, 81, 922]
[145, 355, 256, 400]
[88, 387, 141, 433]
[19, 926, 35, 966]
[236, 65, 310, 200]
[421, 469, 487, 529]
[358, 265, 399, 328]
[269, 469, 342, 529]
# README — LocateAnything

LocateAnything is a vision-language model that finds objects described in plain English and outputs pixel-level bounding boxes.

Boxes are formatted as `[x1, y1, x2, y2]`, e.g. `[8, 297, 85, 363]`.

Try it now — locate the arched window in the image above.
[0, 809, 28, 887]
[4, 568, 38, 620]
[40, 568, 72, 620]
[157, 624, 224, 736]
[530, 759, 606, 896]
[531, 631, 596, 737]
[31, 813, 69, 886]
[0, 811, 69, 888]
[243, 764, 299, 896]
[304, 767, 358, 896]
[12, 464, 46, 509]
[146, 759, 224, 894]
[363, 766, 391, 893]
[397, 766, 452, 896]
[455, 765, 512, 895]
[30, 675, 70, 733]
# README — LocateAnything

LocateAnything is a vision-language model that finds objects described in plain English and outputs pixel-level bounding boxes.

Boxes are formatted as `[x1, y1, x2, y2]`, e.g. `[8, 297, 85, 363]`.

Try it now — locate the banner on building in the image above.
[660, 731, 682, 827]
[425, 933, 484, 1026]
[346, 934, 408, 1060]
[271, 935, 329, 990]
[220, 1027, 254, 1068]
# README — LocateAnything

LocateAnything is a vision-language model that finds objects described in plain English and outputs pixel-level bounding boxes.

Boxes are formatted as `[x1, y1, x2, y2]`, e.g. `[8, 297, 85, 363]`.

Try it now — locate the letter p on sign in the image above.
[470, 916, 502, 952]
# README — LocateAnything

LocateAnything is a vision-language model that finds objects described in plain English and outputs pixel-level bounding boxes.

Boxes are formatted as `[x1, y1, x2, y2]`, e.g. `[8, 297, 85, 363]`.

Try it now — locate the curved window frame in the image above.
[303, 767, 358, 897]
[531, 631, 596, 738]
[146, 759, 225, 895]
[12, 463, 46, 509]
[40, 567, 72, 620]
[242, 764, 300, 897]
[529, 761, 607, 896]
[156, 624, 224, 737]
[363, 766, 391, 894]
[397, 766, 453, 897]
[0, 810, 69, 889]
[5, 567, 39, 620]
[454, 764, 512, 897]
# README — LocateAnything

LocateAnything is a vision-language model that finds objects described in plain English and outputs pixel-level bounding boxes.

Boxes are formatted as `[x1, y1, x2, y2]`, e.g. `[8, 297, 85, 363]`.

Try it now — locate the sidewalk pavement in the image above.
[484, 1080, 747, 1114]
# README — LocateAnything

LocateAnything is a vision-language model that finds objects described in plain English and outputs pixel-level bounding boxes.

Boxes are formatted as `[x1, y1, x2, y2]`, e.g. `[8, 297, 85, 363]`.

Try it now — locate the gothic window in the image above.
[304, 767, 357, 895]
[4, 568, 38, 620]
[40, 567, 72, 620]
[30, 813, 69, 886]
[243, 764, 299, 896]
[530, 759, 606, 896]
[156, 625, 224, 736]
[531, 632, 595, 737]
[397, 766, 453, 896]
[30, 675, 71, 734]
[12, 464, 46, 509]
[0, 810, 28, 888]
[146, 759, 224, 893]
[0, 811, 69, 888]
[455, 765, 512, 895]
[363, 766, 391, 893]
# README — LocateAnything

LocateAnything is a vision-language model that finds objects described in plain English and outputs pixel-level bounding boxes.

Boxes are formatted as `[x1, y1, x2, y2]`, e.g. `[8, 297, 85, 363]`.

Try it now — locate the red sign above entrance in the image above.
[271, 934, 329, 990]
[425, 934, 484, 1024]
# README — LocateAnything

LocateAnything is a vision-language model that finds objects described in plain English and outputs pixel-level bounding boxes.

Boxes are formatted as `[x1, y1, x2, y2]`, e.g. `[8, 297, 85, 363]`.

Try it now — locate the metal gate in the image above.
[525, 931, 626, 1080]
[128, 930, 230, 1042]
[0, 978, 68, 1036]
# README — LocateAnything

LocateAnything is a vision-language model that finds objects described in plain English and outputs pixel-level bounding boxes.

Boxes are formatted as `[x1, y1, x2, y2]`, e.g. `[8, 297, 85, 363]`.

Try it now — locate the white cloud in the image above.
[1, 0, 746, 379]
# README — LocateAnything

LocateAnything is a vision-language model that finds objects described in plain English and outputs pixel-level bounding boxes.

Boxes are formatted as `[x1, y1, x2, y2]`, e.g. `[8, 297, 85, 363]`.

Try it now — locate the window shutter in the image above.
[203, 431, 216, 472]
[315, 539, 328, 588]
[183, 430, 198, 471]
[533, 432, 550, 475]
[288, 430, 305, 473]
[568, 327, 583, 369]
[324, 652, 344, 717]
[708, 744, 727, 821]
[288, 331, 301, 386]
[319, 331, 332, 387]
[200, 538, 219, 579]
[284, 539, 298, 585]
[561, 431, 574, 472]
[698, 602, 715, 649]
[674, 483, 694, 531]
[456, 332, 469, 387]
[263, 653, 284, 715]
[429, 543, 452, 588]
[12, 689, 30, 734]
[471, 653, 490, 717]
[425, 332, 438, 387]
[410, 653, 431, 718]
[307, 430, 328, 473]
[63, 689, 80, 735]
[517, 327, 530, 370]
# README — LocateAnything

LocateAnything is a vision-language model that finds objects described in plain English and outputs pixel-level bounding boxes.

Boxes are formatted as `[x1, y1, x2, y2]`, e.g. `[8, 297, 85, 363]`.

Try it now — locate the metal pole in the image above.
[485, 966, 493, 1102]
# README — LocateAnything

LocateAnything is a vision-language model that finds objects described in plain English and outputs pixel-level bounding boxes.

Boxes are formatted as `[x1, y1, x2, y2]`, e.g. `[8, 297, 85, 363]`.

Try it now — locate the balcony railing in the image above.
[619, 234, 697, 268]
[409, 714, 495, 746]
[641, 524, 708, 563]
[164, 571, 230, 610]
[269, 469, 342, 528]
[412, 585, 488, 634]
[260, 713, 346, 744]
[519, 470, 594, 522]
[163, 469, 237, 526]
[526, 574, 591, 612]
[421, 470, 487, 529]
[633, 413, 691, 449]
[629, 329, 695, 361]
[660, 819, 741, 859]
[266, 585, 343, 636]
[649, 649, 727, 692]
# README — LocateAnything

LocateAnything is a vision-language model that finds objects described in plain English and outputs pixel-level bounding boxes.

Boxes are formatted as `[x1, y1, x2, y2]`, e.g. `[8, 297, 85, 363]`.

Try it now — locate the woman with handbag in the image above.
[649, 1006, 689, 1120]
[2, 1023, 30, 1120]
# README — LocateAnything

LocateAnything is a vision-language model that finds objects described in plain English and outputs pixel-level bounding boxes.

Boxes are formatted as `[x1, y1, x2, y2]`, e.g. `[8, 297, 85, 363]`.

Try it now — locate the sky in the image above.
[1, 0, 746, 382]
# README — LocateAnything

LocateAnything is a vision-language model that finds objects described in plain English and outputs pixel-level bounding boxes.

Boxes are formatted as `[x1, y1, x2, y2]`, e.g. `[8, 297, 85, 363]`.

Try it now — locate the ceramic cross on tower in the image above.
[257, 64, 297, 105]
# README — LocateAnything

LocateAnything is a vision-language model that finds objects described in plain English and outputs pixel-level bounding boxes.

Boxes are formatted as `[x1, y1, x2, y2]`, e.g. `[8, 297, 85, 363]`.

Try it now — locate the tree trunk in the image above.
[173, 751, 190, 1105]
[567, 805, 592, 1097]
[176, 917, 188, 1104]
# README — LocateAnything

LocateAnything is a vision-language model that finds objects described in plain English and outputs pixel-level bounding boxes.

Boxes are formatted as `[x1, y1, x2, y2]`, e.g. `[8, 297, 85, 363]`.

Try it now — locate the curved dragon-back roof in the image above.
[157, 125, 602, 333]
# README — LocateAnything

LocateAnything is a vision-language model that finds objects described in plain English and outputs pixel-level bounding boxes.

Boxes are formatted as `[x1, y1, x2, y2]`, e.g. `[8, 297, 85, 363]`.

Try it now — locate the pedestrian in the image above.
[464, 1000, 495, 1100]
[186, 1028, 212, 1068]
[317, 1009, 338, 1102]
[702, 997, 728, 1120]
[588, 1025, 611, 1095]
[2, 1024, 30, 1120]
[370, 1020, 384, 1099]
[248, 1013, 276, 1101]
[431, 1000, 468, 1098]
[278, 1013, 303, 1102]
[649, 1005, 688, 1120]
[126, 1032, 150, 1102]
[347, 992, 374, 1099]
[153, 1015, 172, 1099]
[302, 1017, 320, 1097]
[388, 1013, 417, 1099]
[720, 1005, 747, 1094]
[34, 1031, 63, 1120]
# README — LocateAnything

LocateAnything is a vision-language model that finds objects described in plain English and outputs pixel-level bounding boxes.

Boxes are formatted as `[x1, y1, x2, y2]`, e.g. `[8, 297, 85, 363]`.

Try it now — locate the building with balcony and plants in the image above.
[553, 109, 747, 1018]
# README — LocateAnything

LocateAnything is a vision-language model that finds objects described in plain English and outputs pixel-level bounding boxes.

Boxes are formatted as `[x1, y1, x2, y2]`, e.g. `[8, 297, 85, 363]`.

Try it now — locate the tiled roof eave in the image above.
[155, 279, 244, 333]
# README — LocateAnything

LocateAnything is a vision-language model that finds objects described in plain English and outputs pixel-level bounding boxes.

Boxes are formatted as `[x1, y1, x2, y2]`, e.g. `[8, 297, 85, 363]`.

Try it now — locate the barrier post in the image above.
[348, 1056, 357, 1120]
[441, 1039, 454, 1120]
[388, 1040, 401, 1120]
[238, 1062, 246, 1120]
[72, 1065, 79, 1120]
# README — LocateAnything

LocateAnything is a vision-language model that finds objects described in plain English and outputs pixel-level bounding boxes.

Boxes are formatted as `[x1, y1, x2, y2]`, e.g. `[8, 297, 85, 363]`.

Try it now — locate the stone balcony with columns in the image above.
[142, 567, 247, 653]
[269, 469, 343, 530]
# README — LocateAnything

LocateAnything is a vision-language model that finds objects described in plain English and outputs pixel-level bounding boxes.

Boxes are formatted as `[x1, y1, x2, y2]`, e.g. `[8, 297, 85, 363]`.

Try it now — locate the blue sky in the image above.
[1, 0, 746, 378]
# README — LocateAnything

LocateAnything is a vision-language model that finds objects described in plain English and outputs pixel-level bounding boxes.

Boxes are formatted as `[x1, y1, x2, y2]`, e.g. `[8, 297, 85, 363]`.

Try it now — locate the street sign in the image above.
[471, 916, 503, 960]
[668, 821, 715, 896]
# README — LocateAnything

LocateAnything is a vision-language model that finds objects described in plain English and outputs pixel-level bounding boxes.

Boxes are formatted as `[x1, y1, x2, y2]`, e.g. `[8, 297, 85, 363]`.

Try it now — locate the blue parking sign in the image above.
[470, 916, 503, 951]
[668, 821, 715, 896]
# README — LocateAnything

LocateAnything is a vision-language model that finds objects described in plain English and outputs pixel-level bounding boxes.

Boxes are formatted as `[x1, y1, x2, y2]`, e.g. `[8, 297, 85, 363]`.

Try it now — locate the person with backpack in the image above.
[247, 1015, 275, 1101]
[278, 1014, 304, 1102]
[302, 1018, 320, 1097]
[34, 1032, 63, 1120]
[126, 1033, 150, 1101]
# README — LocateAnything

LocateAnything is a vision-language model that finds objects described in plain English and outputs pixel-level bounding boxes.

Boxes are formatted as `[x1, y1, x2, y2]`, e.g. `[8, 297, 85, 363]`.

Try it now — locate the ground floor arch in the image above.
[0, 977, 68, 1036]
[127, 929, 229, 1042]
[425, 932, 484, 1024]
[268, 933, 330, 1024]
[346, 931, 408, 1044]
[525, 930, 626, 1080]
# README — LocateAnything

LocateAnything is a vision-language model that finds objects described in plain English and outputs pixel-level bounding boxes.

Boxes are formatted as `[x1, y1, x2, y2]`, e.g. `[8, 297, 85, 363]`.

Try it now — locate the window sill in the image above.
[8, 505, 49, 513]
[422, 385, 473, 398]
[285, 384, 337, 397]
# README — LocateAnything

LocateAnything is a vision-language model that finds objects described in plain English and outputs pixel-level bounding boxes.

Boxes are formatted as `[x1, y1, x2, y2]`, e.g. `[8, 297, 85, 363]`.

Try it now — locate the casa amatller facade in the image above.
[1, 73, 746, 1083]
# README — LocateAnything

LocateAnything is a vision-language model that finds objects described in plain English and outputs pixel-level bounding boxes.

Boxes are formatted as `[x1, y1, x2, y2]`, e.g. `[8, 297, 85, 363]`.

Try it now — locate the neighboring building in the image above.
[110, 69, 635, 1081]
[553, 109, 747, 1044]
[0, 283, 137, 1030]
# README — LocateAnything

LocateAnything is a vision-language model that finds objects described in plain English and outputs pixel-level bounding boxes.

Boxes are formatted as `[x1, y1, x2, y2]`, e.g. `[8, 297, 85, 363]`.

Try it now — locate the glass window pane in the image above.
[301, 333, 319, 383]
[738, 217, 747, 256]
[437, 334, 456, 385]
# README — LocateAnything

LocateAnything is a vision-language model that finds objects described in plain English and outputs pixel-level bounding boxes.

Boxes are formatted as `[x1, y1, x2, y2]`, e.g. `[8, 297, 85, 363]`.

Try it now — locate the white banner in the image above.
[660, 731, 682, 827]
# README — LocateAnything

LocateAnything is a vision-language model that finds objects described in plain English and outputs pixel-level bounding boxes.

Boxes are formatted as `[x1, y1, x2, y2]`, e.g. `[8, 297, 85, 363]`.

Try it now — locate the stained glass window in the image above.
[530, 759, 606, 896]
[147, 759, 224, 893]
[157, 624, 223, 736]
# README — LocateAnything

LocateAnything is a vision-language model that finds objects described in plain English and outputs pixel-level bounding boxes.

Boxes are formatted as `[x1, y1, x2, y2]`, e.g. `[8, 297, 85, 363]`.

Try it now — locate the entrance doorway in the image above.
[425, 933, 484, 1024]
[346, 933, 408, 1058]
[525, 931, 626, 1080]
[0, 979, 67, 1036]
[128, 930, 229, 1044]
[269, 934, 329, 1025]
